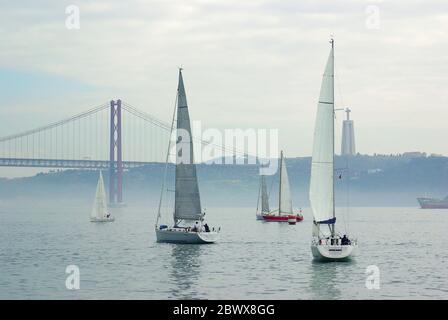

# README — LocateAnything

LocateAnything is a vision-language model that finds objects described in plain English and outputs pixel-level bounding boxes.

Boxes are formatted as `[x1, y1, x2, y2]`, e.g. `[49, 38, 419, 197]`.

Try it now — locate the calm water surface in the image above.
[1, 204, 447, 299]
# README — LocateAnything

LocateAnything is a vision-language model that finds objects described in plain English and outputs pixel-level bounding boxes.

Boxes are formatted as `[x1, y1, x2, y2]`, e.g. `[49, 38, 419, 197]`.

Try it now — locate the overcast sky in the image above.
[0, 0, 447, 176]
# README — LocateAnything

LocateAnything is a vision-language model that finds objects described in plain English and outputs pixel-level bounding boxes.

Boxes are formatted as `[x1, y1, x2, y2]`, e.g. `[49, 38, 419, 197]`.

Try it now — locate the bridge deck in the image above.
[0, 158, 157, 169]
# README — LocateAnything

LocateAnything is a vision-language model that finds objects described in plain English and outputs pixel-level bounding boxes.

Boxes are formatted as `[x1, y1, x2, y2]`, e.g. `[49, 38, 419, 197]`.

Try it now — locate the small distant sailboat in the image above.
[90, 171, 114, 222]
[262, 151, 304, 223]
[310, 38, 357, 261]
[256, 174, 270, 220]
[155, 69, 220, 244]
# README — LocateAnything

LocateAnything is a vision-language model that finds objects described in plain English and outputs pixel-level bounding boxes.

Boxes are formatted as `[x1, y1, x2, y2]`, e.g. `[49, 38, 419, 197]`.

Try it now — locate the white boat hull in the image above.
[90, 217, 115, 222]
[156, 228, 219, 244]
[311, 242, 357, 262]
[256, 212, 266, 220]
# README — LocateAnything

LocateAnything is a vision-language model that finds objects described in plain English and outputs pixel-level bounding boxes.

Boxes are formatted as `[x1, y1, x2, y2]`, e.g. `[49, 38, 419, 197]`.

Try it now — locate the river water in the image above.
[1, 204, 447, 299]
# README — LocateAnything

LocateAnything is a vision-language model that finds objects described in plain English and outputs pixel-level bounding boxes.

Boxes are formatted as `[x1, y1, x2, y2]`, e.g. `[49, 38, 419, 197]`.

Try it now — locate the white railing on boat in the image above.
[312, 237, 357, 246]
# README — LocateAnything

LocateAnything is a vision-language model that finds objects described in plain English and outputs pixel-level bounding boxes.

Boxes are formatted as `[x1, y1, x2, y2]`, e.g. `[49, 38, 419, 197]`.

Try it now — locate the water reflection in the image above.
[308, 258, 358, 299]
[168, 244, 203, 299]
[308, 261, 343, 299]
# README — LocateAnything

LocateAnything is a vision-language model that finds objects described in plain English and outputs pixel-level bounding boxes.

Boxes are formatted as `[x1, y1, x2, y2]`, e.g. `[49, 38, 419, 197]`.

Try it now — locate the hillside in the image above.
[0, 154, 447, 207]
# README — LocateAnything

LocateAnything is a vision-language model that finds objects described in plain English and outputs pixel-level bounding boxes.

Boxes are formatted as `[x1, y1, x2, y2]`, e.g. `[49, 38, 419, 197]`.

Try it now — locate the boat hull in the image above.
[262, 214, 304, 222]
[156, 228, 219, 244]
[90, 217, 115, 222]
[417, 197, 448, 209]
[256, 212, 268, 220]
[311, 242, 357, 262]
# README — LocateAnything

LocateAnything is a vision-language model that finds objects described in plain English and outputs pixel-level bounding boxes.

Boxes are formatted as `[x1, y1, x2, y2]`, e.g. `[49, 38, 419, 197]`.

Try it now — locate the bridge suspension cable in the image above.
[0, 99, 254, 167]
[122, 101, 250, 158]
[0, 103, 109, 143]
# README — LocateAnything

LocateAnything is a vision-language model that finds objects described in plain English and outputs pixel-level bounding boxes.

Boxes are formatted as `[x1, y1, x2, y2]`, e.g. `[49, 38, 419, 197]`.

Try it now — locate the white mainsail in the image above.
[174, 69, 203, 222]
[279, 151, 293, 214]
[261, 175, 270, 213]
[309, 43, 335, 225]
[91, 171, 108, 219]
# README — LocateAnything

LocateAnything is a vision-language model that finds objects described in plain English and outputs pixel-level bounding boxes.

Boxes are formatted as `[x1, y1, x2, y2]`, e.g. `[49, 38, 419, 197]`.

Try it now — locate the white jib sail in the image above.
[309, 45, 335, 224]
[261, 175, 270, 213]
[91, 171, 108, 219]
[279, 152, 293, 214]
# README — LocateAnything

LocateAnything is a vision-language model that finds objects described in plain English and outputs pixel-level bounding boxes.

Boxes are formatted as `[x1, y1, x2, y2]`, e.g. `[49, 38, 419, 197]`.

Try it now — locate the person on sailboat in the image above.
[341, 234, 351, 245]
[193, 221, 200, 232]
[204, 223, 210, 232]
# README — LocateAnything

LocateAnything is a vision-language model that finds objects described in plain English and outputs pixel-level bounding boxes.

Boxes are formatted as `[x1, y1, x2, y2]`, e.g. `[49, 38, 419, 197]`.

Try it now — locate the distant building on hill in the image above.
[430, 153, 444, 158]
[402, 151, 427, 158]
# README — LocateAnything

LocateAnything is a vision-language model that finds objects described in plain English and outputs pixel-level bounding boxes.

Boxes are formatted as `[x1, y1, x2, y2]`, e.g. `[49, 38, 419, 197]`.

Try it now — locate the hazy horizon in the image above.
[1, 0, 448, 178]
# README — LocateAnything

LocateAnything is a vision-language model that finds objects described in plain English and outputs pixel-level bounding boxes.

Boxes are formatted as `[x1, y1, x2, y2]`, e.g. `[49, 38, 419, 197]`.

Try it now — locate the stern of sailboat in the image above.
[288, 215, 296, 225]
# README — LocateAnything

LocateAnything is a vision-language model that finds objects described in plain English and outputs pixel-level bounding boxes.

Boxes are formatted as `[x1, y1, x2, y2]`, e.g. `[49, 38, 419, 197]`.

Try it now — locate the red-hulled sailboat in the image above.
[261, 151, 304, 223]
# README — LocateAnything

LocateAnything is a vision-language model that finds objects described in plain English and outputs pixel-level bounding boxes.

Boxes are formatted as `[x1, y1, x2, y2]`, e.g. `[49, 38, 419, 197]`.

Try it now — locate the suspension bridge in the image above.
[0, 99, 249, 205]
[0, 99, 179, 205]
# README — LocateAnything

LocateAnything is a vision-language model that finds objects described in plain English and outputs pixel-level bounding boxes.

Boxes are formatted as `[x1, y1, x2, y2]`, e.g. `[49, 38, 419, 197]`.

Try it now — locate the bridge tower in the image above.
[109, 99, 123, 205]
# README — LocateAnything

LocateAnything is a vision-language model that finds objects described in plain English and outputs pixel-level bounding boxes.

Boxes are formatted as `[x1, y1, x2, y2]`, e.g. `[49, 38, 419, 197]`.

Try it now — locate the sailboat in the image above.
[309, 39, 357, 261]
[255, 174, 270, 220]
[90, 171, 114, 222]
[262, 151, 304, 223]
[155, 69, 220, 244]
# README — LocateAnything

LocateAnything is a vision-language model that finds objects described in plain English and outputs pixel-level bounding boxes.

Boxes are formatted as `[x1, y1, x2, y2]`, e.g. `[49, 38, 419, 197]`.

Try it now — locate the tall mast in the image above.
[256, 174, 262, 214]
[155, 80, 178, 227]
[278, 150, 283, 214]
[331, 38, 336, 237]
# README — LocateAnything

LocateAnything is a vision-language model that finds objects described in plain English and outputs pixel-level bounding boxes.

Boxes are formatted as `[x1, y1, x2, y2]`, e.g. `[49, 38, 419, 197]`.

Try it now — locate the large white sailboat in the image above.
[261, 151, 303, 223]
[155, 69, 220, 244]
[309, 39, 357, 261]
[90, 171, 114, 222]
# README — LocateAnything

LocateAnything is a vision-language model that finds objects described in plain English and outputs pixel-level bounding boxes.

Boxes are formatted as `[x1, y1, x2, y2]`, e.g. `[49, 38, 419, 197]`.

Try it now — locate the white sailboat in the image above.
[256, 174, 270, 220]
[262, 151, 303, 223]
[90, 171, 114, 222]
[155, 69, 220, 244]
[310, 39, 357, 261]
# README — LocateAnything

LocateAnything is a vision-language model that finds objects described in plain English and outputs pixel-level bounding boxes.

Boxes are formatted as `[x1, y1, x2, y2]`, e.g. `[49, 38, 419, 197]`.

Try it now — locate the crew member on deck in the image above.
[193, 221, 200, 232]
